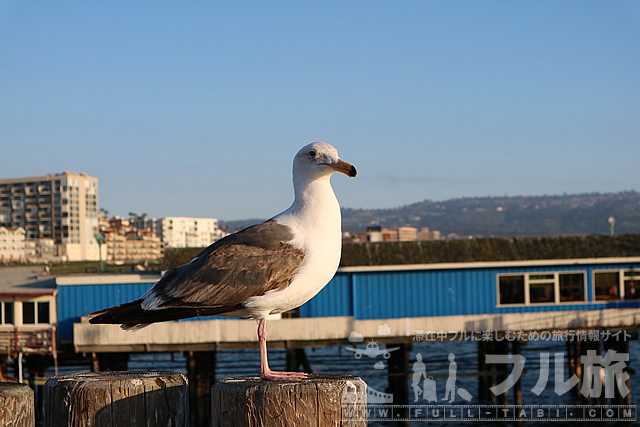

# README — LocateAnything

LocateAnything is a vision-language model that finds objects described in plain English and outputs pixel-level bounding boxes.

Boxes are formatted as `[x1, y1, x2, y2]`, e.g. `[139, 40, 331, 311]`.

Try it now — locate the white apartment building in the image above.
[398, 226, 418, 241]
[0, 171, 100, 261]
[365, 226, 442, 243]
[0, 226, 26, 263]
[137, 217, 227, 248]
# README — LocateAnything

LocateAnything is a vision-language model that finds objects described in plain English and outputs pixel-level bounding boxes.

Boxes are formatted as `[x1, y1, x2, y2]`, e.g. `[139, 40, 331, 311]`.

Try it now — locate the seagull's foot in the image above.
[260, 370, 308, 381]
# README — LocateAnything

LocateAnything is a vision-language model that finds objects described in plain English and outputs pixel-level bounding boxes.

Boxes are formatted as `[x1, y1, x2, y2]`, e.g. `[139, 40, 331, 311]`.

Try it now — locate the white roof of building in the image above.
[0, 266, 56, 296]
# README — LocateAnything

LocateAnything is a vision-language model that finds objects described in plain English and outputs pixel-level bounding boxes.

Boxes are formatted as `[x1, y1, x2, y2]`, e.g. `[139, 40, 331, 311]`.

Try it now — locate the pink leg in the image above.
[258, 318, 307, 381]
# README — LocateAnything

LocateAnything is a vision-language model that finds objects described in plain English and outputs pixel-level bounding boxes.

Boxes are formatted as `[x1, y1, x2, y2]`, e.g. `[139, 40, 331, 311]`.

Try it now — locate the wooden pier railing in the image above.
[0, 327, 57, 358]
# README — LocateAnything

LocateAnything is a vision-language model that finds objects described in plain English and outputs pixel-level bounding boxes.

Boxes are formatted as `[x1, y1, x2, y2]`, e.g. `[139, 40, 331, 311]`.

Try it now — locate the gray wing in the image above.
[144, 220, 305, 312]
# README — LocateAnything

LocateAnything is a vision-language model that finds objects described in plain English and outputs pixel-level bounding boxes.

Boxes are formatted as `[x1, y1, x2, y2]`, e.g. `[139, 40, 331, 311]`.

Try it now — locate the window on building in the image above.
[23, 301, 35, 324]
[498, 271, 586, 305]
[1, 302, 14, 324]
[499, 275, 525, 304]
[559, 273, 585, 302]
[38, 302, 50, 324]
[529, 274, 555, 303]
[624, 271, 640, 300]
[20, 301, 50, 324]
[594, 272, 620, 301]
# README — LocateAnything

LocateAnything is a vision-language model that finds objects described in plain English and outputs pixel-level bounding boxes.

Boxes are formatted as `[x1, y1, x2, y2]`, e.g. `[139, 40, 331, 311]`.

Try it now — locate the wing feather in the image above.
[131, 220, 303, 308]
[91, 220, 304, 326]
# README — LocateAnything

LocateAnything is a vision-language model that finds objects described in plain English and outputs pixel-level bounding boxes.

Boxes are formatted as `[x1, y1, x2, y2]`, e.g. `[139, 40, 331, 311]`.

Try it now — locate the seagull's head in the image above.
[293, 142, 357, 182]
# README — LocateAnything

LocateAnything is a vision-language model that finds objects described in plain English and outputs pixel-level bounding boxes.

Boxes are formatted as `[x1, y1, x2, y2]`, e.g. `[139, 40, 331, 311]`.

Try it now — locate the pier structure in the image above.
[2, 250, 640, 424]
[68, 256, 640, 423]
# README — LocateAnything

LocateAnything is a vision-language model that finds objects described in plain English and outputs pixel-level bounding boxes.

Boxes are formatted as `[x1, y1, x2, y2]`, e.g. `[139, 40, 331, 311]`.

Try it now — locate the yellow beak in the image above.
[325, 159, 357, 177]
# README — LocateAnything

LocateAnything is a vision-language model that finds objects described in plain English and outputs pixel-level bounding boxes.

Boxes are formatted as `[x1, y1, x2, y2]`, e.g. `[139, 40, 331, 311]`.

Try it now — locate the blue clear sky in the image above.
[1, 1, 639, 221]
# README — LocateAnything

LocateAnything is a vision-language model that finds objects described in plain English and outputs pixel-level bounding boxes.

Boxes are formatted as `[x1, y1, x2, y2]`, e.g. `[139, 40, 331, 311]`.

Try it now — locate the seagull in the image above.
[90, 142, 357, 381]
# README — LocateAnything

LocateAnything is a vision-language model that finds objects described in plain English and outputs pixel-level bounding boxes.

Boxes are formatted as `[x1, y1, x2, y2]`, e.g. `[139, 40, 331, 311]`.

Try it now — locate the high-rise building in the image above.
[0, 171, 100, 261]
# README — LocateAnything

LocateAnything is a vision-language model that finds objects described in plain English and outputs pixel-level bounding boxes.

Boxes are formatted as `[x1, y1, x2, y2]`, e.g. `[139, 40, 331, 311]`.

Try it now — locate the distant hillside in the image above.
[340, 191, 640, 238]
[220, 191, 640, 238]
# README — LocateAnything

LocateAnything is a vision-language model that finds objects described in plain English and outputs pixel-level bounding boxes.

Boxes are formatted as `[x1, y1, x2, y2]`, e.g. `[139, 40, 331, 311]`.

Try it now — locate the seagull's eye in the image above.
[309, 150, 317, 158]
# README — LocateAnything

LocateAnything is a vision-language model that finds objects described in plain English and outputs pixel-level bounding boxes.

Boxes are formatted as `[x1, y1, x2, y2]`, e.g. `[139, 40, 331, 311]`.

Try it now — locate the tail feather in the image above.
[89, 300, 238, 330]
[90, 299, 199, 329]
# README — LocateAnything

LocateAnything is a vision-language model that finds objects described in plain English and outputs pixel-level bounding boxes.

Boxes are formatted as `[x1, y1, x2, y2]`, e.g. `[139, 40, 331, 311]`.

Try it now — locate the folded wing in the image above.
[89, 220, 305, 328]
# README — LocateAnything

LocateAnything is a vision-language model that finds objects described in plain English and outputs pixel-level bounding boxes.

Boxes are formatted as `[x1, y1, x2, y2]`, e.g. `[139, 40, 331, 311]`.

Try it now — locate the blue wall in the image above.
[58, 261, 640, 340]
[58, 282, 154, 340]
[57, 280, 237, 341]
[300, 261, 640, 320]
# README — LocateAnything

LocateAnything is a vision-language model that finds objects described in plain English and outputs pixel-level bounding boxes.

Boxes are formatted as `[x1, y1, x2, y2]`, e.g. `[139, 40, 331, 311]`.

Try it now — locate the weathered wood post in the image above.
[0, 382, 34, 427]
[486, 339, 497, 404]
[512, 339, 523, 406]
[211, 374, 367, 426]
[477, 340, 488, 402]
[495, 338, 510, 406]
[186, 350, 216, 427]
[387, 342, 410, 420]
[44, 371, 188, 426]
[621, 331, 632, 406]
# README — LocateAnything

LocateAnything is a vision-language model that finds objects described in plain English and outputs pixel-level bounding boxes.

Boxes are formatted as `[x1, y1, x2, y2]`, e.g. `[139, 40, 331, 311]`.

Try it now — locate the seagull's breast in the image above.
[241, 186, 343, 317]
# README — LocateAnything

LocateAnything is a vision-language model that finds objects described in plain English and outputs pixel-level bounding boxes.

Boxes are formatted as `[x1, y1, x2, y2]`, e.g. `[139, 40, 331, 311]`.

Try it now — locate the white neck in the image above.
[275, 173, 342, 246]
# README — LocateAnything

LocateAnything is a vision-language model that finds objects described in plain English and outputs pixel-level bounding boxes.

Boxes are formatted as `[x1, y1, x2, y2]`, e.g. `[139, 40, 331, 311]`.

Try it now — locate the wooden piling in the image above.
[495, 339, 510, 406]
[186, 350, 216, 427]
[591, 338, 603, 405]
[44, 371, 188, 427]
[605, 329, 633, 406]
[285, 345, 312, 373]
[512, 340, 523, 406]
[486, 340, 496, 404]
[90, 352, 129, 372]
[566, 338, 575, 393]
[211, 374, 367, 426]
[621, 334, 632, 406]
[477, 340, 487, 402]
[567, 337, 584, 398]
[0, 382, 34, 427]
[387, 342, 410, 420]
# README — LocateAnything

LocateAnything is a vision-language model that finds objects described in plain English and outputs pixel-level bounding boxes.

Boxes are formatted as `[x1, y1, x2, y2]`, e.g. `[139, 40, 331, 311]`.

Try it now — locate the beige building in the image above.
[417, 227, 441, 241]
[366, 226, 442, 243]
[0, 172, 100, 261]
[0, 266, 57, 381]
[398, 226, 418, 241]
[101, 217, 163, 264]
[0, 226, 26, 263]
[24, 238, 56, 261]
[137, 216, 227, 248]
[124, 229, 163, 264]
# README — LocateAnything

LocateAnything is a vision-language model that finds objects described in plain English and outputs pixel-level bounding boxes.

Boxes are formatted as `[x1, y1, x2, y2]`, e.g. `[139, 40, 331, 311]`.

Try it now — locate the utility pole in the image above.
[608, 216, 615, 236]
[96, 233, 105, 272]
